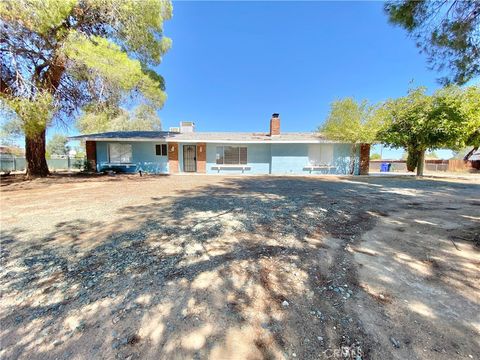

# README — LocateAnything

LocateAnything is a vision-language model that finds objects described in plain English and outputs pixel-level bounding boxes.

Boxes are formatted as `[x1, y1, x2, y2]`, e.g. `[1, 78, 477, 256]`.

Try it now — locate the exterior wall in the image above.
[86, 141, 96, 170]
[94, 140, 361, 176]
[206, 143, 271, 174]
[96, 141, 169, 174]
[359, 143, 370, 175]
[197, 143, 206, 173]
[271, 143, 309, 174]
[332, 143, 360, 175]
[168, 142, 179, 173]
[271, 143, 359, 175]
[204, 142, 359, 175]
[95, 142, 108, 165]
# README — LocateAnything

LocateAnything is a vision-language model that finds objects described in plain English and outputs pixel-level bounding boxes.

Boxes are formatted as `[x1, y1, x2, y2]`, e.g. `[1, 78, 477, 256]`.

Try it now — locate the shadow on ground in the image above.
[1, 176, 479, 359]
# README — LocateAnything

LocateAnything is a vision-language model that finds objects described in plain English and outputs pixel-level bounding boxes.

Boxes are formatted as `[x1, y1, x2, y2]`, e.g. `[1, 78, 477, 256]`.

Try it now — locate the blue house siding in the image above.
[270, 143, 360, 175]
[332, 143, 360, 175]
[271, 143, 309, 175]
[94, 140, 360, 175]
[96, 141, 168, 174]
[205, 144, 271, 174]
[203, 142, 360, 175]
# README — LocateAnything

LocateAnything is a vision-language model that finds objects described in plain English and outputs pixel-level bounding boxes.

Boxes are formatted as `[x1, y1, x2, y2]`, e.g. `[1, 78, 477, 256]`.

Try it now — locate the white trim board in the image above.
[75, 137, 348, 144]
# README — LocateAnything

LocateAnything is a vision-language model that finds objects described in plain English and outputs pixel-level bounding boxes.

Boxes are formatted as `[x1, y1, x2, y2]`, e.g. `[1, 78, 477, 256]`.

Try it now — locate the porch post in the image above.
[85, 141, 97, 172]
[168, 142, 179, 173]
[359, 143, 370, 175]
[197, 143, 206, 173]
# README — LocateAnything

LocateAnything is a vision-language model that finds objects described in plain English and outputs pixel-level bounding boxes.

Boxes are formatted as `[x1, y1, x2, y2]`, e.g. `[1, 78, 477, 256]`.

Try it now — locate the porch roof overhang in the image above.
[68, 131, 171, 142]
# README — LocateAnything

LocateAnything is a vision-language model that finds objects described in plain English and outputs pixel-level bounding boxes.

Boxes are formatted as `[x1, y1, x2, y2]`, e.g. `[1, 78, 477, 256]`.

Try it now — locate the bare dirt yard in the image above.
[0, 174, 479, 360]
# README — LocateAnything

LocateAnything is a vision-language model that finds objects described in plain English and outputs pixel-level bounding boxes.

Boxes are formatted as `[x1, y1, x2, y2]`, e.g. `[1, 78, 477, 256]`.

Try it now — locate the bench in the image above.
[211, 165, 251, 173]
[303, 165, 336, 174]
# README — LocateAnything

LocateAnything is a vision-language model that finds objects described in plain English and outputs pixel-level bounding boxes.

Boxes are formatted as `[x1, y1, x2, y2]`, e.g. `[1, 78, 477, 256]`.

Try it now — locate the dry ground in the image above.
[0, 174, 479, 360]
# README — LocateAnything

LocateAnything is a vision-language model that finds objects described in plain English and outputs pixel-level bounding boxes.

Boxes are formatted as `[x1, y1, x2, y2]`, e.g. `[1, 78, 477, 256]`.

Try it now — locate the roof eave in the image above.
[166, 139, 346, 144]
[68, 137, 168, 142]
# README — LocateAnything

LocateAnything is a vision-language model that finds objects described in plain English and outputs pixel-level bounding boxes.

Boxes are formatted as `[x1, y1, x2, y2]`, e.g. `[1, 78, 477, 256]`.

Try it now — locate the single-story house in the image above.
[70, 114, 371, 175]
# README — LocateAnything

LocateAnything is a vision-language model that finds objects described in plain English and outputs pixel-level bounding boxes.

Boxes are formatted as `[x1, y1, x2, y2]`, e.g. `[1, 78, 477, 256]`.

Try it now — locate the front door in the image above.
[183, 145, 197, 172]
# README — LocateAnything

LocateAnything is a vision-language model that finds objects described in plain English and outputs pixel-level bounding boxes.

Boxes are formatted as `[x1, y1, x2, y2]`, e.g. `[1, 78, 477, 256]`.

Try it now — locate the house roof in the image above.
[69, 131, 171, 140]
[167, 131, 342, 143]
[0, 145, 25, 155]
[69, 131, 346, 144]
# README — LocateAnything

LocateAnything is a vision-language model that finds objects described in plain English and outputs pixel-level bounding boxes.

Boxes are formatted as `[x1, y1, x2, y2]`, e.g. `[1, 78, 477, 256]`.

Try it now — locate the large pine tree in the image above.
[385, 1, 480, 85]
[0, 0, 172, 177]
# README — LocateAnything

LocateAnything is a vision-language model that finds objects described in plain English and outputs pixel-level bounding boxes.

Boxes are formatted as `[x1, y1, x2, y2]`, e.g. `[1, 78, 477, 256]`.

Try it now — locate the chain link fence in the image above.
[0, 155, 85, 173]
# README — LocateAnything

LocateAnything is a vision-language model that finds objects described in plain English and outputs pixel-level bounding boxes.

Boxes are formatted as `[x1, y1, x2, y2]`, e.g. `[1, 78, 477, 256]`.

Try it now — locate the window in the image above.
[240, 147, 247, 164]
[156, 144, 167, 156]
[109, 143, 132, 163]
[308, 144, 333, 165]
[216, 146, 247, 165]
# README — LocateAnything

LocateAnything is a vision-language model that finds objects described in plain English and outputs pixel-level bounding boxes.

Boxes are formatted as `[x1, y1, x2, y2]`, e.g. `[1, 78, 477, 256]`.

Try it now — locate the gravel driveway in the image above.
[1, 174, 479, 359]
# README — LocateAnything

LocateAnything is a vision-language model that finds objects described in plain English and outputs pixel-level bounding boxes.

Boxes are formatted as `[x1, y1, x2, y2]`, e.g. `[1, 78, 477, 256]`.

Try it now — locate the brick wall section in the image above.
[359, 143, 370, 175]
[168, 142, 179, 173]
[270, 117, 280, 136]
[85, 141, 97, 171]
[196, 143, 206, 173]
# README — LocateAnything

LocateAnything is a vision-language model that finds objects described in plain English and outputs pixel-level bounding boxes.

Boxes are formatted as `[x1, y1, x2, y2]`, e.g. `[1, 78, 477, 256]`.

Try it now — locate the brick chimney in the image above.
[270, 113, 280, 136]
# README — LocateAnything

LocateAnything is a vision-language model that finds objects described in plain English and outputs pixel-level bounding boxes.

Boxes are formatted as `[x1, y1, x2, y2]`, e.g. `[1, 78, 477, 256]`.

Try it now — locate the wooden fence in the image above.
[370, 159, 479, 172]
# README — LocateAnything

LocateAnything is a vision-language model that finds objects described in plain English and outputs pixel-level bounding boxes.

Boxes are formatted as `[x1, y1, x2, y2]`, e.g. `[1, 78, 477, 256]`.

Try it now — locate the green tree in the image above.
[379, 85, 480, 176]
[320, 98, 383, 174]
[0, 0, 172, 177]
[385, 1, 480, 85]
[460, 86, 480, 160]
[47, 134, 69, 157]
[370, 153, 381, 160]
[425, 151, 439, 159]
[78, 104, 162, 133]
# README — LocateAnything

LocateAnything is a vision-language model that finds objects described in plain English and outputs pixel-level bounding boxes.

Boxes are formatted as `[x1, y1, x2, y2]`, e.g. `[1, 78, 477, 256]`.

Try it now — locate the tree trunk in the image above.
[23, 52, 65, 178]
[416, 149, 425, 176]
[25, 129, 49, 177]
[350, 144, 357, 175]
[406, 148, 419, 172]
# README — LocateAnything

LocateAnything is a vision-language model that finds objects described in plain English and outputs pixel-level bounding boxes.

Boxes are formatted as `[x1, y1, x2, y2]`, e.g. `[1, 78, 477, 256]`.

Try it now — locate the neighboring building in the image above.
[470, 149, 480, 161]
[70, 114, 370, 175]
[0, 145, 25, 156]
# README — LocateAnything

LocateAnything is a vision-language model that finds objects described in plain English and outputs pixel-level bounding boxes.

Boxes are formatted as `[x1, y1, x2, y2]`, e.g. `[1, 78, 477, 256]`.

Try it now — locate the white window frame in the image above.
[108, 143, 132, 164]
[308, 144, 333, 166]
[216, 146, 248, 165]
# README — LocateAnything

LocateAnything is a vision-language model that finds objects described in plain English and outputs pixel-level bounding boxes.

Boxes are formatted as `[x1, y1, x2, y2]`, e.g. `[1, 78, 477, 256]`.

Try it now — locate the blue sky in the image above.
[68, 1, 471, 158]
[158, 1, 440, 132]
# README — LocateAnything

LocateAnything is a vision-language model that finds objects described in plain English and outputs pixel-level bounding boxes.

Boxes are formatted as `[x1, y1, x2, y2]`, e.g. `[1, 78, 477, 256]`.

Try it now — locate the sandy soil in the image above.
[0, 173, 479, 360]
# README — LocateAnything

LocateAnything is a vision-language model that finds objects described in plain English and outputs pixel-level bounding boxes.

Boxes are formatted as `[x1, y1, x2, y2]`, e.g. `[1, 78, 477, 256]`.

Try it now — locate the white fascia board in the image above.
[78, 138, 168, 142]
[165, 139, 345, 144]
[77, 137, 348, 144]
